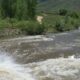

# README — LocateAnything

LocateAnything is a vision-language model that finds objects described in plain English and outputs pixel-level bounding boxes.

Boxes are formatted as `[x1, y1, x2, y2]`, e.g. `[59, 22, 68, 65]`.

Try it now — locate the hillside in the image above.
[38, 0, 80, 12]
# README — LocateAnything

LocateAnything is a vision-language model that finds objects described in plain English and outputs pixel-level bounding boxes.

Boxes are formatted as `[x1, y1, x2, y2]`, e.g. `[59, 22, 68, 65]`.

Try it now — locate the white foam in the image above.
[27, 57, 80, 80]
[0, 52, 36, 80]
[0, 51, 80, 80]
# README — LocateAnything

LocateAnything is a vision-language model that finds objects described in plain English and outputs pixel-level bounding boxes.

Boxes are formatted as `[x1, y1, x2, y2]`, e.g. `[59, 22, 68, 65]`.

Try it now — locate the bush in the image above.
[0, 19, 45, 36]
[54, 21, 64, 32]
[58, 9, 68, 16]
[0, 19, 11, 29]
[69, 11, 79, 19]
[16, 21, 45, 35]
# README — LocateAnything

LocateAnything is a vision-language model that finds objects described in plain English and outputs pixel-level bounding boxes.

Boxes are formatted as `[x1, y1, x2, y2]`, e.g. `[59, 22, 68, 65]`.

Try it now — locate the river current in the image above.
[0, 30, 80, 80]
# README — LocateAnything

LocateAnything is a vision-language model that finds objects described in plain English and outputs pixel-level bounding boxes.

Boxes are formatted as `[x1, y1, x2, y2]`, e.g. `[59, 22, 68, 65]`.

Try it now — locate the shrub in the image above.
[54, 21, 64, 32]
[17, 21, 45, 35]
[0, 19, 45, 35]
[69, 11, 79, 19]
[0, 19, 11, 29]
[58, 9, 68, 16]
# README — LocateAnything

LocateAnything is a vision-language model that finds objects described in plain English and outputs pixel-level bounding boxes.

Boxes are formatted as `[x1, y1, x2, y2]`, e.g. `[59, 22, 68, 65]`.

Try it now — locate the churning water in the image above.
[0, 30, 80, 80]
[0, 51, 36, 80]
[0, 51, 80, 80]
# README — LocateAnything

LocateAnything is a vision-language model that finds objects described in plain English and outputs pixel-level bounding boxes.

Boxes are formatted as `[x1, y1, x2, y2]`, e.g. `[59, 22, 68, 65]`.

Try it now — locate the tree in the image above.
[1, 0, 16, 18]
[27, 0, 37, 20]
[15, 0, 25, 20]
[0, 0, 37, 20]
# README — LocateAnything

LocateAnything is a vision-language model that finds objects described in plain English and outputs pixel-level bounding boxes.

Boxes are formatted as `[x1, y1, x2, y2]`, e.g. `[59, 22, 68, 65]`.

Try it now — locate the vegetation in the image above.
[0, 0, 37, 20]
[14, 20, 45, 35]
[0, 0, 80, 38]
[0, 0, 45, 37]
[42, 9, 80, 33]
[38, 0, 80, 12]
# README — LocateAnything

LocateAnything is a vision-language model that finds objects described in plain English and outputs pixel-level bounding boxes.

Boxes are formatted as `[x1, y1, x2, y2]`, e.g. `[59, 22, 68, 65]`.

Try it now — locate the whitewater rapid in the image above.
[27, 57, 80, 80]
[0, 51, 80, 80]
[0, 51, 36, 80]
[0, 30, 80, 80]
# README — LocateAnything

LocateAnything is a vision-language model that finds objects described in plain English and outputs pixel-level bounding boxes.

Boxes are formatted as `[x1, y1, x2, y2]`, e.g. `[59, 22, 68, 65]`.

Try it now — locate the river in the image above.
[0, 30, 80, 80]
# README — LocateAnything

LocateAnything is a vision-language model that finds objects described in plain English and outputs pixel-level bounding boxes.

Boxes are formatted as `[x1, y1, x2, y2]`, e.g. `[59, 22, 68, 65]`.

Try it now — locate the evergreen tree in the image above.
[0, 0, 37, 20]
[27, 0, 37, 19]
[15, 0, 28, 20]
[1, 0, 16, 18]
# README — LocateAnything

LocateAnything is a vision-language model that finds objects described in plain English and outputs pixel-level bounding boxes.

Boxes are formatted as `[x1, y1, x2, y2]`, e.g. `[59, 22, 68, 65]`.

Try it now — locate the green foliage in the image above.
[0, 0, 16, 18]
[42, 10, 80, 33]
[38, 0, 80, 12]
[54, 21, 64, 32]
[27, 0, 37, 19]
[0, 19, 45, 35]
[20, 21, 45, 35]
[15, 0, 28, 20]
[58, 9, 68, 16]
[0, 0, 80, 37]
[0, 19, 11, 29]
[0, 0, 37, 20]
[68, 11, 79, 19]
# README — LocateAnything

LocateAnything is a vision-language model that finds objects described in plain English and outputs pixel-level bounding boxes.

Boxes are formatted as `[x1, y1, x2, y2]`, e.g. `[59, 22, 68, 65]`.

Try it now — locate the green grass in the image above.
[42, 11, 80, 33]
[38, 0, 80, 12]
